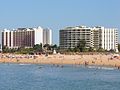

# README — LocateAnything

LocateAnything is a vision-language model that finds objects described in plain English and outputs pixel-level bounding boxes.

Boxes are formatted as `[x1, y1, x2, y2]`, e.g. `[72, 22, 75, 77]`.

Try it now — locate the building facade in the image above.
[43, 28, 52, 45]
[60, 26, 92, 49]
[59, 26, 118, 52]
[1, 26, 52, 49]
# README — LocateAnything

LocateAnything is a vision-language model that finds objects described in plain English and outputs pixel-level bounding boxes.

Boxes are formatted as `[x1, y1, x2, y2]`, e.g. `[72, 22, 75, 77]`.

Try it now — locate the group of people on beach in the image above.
[0, 53, 120, 69]
[0, 54, 39, 59]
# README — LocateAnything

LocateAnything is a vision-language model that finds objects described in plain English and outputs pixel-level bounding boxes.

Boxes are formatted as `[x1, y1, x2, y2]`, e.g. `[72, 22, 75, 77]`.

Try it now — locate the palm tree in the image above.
[77, 39, 86, 52]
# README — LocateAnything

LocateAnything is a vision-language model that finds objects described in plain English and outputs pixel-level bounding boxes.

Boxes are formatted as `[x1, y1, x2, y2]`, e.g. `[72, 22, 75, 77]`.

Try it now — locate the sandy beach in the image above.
[0, 53, 120, 68]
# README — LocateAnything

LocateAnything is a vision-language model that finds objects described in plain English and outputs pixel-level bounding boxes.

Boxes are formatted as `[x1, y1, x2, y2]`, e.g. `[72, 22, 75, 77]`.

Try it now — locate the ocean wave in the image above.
[19, 64, 31, 66]
[87, 66, 116, 70]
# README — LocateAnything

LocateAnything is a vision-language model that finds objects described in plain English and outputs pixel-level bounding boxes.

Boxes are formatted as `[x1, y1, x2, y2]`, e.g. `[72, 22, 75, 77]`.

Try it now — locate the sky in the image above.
[0, 0, 120, 45]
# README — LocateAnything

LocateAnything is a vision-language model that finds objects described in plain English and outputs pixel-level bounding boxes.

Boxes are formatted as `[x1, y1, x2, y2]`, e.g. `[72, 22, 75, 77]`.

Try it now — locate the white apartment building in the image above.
[100, 27, 118, 52]
[60, 26, 118, 52]
[1, 26, 52, 49]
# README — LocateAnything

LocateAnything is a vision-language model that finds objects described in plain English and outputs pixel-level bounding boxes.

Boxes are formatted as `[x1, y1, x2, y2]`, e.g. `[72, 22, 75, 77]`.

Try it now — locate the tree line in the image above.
[2, 40, 120, 54]
[2, 44, 59, 54]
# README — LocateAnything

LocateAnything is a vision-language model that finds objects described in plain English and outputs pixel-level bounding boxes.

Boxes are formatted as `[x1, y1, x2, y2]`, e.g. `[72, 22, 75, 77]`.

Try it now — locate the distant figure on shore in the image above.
[17, 59, 19, 62]
[92, 61, 95, 64]
[85, 61, 88, 66]
[117, 66, 120, 69]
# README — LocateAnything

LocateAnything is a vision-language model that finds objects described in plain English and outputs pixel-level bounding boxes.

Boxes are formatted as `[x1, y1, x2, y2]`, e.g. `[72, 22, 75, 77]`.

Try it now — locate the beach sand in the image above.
[0, 54, 120, 67]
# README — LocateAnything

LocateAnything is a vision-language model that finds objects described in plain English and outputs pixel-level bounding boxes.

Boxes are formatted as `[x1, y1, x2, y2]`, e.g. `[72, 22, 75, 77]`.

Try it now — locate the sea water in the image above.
[0, 64, 120, 90]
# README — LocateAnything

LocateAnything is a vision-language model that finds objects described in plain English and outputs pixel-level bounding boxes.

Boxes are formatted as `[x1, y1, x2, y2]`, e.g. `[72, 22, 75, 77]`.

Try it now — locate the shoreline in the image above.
[0, 62, 118, 71]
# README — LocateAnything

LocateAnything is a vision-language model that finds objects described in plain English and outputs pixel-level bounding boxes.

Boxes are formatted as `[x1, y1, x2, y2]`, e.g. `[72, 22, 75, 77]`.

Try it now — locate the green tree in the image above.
[77, 39, 86, 52]
[88, 47, 94, 52]
[109, 49, 115, 53]
[43, 44, 51, 50]
[33, 44, 43, 52]
[2, 46, 10, 53]
[118, 44, 120, 52]
[97, 47, 105, 52]
[67, 47, 73, 52]
[73, 47, 79, 52]
[51, 44, 57, 51]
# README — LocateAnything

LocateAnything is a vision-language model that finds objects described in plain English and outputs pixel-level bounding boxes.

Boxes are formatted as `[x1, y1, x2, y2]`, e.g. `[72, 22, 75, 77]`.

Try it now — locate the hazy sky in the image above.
[0, 0, 120, 44]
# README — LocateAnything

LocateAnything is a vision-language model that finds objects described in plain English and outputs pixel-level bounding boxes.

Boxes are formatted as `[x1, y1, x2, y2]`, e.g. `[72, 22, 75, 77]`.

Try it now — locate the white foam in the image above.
[87, 66, 116, 70]
[19, 64, 31, 66]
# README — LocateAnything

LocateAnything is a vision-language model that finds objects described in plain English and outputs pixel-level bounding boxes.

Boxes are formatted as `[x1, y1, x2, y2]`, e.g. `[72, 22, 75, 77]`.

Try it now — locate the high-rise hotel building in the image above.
[1, 26, 52, 49]
[60, 26, 118, 52]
